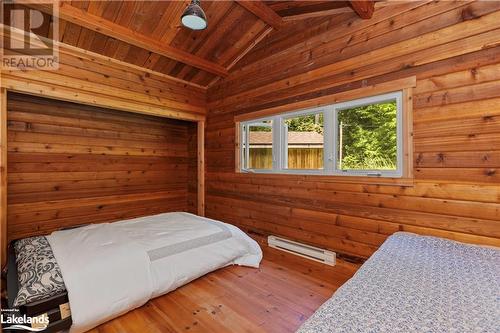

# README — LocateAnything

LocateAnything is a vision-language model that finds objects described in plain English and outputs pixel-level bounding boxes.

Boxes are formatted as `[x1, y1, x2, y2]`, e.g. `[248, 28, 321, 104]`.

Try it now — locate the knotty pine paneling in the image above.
[206, 1, 500, 259]
[7, 93, 195, 240]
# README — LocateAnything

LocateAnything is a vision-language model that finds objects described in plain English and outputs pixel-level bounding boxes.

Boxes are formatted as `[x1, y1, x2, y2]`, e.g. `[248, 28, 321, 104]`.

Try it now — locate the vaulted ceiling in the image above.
[19, 0, 385, 87]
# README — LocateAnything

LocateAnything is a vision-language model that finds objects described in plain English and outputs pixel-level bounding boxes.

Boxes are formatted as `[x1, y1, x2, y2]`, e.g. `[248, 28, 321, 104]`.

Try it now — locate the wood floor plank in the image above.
[87, 246, 358, 333]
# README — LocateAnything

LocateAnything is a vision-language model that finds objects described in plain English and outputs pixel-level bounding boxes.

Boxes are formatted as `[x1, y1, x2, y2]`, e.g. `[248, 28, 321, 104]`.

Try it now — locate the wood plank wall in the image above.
[1, 40, 207, 122]
[206, 1, 500, 259]
[6, 93, 196, 241]
[187, 123, 199, 214]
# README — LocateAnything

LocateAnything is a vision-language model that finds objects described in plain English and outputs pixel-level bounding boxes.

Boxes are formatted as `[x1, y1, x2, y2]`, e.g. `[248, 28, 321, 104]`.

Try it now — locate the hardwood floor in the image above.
[89, 245, 359, 333]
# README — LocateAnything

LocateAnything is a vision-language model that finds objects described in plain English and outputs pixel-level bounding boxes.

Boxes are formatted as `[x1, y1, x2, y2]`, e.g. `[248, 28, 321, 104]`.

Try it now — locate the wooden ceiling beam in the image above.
[227, 26, 274, 71]
[39, 2, 229, 77]
[282, 7, 353, 21]
[274, 1, 350, 18]
[349, 1, 375, 19]
[236, 1, 284, 30]
[280, 1, 396, 21]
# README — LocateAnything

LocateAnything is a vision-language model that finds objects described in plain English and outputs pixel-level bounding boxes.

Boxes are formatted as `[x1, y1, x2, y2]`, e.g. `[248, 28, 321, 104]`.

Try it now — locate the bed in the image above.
[297, 232, 500, 333]
[9, 212, 262, 333]
[6, 238, 73, 332]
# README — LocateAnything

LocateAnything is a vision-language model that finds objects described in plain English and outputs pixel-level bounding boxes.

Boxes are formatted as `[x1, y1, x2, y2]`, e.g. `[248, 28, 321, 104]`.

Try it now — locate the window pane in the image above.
[337, 100, 397, 171]
[285, 113, 324, 169]
[247, 120, 273, 169]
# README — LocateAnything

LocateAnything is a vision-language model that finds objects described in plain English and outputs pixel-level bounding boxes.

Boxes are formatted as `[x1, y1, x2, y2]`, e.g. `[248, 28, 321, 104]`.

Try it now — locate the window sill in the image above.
[236, 170, 415, 187]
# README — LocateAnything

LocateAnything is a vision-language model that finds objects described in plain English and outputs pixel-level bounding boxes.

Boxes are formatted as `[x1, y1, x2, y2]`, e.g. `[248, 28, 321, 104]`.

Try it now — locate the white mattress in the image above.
[47, 212, 262, 333]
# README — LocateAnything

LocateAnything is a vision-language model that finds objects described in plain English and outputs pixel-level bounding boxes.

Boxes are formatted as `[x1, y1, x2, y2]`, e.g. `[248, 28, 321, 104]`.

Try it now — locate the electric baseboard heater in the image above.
[268, 235, 336, 266]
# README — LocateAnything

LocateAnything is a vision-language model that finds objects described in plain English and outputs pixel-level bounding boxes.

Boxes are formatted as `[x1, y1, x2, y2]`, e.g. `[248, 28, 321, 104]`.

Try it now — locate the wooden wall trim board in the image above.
[198, 121, 206, 216]
[206, 2, 500, 260]
[234, 123, 241, 174]
[0, 88, 7, 267]
[402, 87, 414, 179]
[1, 76, 205, 121]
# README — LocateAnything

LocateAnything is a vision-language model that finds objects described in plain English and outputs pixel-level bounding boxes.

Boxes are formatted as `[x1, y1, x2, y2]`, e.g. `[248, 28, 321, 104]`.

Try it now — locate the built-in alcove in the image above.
[5, 92, 199, 241]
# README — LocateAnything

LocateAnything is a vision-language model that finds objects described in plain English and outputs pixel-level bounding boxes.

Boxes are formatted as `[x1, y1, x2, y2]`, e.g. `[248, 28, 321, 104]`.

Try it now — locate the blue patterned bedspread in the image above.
[297, 232, 500, 333]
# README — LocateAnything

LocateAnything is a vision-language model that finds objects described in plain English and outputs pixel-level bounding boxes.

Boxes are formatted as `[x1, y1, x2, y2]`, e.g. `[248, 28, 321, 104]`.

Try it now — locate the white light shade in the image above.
[181, 15, 207, 30]
[181, 0, 207, 30]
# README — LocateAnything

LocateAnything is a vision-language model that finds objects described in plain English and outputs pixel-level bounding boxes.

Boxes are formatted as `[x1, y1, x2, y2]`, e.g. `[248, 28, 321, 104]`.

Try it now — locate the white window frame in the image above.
[333, 91, 403, 178]
[280, 107, 332, 174]
[239, 91, 404, 178]
[241, 119, 276, 172]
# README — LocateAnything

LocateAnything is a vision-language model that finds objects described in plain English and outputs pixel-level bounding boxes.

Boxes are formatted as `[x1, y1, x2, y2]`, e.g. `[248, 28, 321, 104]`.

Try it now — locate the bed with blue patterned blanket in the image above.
[297, 232, 500, 333]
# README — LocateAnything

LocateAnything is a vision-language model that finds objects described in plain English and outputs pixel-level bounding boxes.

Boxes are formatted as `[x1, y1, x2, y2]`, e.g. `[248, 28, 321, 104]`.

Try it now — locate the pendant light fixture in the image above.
[181, 0, 207, 31]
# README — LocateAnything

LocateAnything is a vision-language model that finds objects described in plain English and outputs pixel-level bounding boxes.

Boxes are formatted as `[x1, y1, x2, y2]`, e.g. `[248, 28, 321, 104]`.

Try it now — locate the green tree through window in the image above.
[337, 101, 397, 170]
[285, 114, 324, 134]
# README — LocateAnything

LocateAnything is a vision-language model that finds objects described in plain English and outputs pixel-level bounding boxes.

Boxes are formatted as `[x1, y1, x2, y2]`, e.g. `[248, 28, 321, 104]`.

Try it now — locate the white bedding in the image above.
[46, 212, 262, 333]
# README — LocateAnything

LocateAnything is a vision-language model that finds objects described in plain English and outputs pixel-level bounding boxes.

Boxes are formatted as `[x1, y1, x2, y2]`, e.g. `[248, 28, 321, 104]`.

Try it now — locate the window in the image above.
[241, 119, 274, 170]
[334, 93, 402, 177]
[283, 112, 324, 170]
[239, 91, 405, 178]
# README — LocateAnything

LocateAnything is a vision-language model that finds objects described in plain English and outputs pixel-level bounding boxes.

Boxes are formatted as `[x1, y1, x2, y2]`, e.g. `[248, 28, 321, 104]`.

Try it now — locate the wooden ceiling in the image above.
[22, 1, 382, 87]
